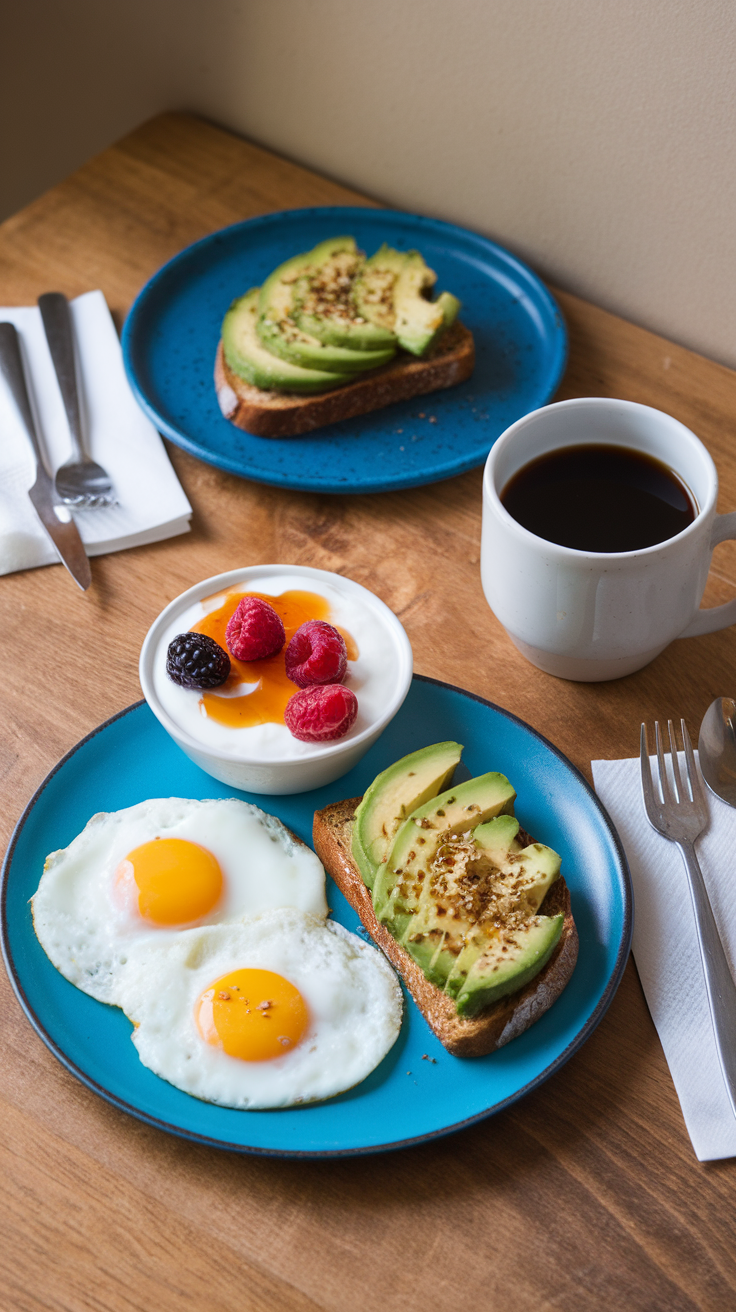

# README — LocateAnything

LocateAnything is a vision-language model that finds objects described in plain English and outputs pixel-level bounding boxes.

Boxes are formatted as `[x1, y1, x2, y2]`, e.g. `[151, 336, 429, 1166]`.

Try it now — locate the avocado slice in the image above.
[453, 916, 564, 1017]
[442, 816, 562, 1004]
[292, 250, 397, 352]
[352, 245, 461, 356]
[351, 741, 463, 889]
[473, 817, 561, 911]
[351, 245, 407, 334]
[373, 771, 516, 923]
[259, 237, 358, 323]
[257, 239, 396, 373]
[370, 773, 564, 1015]
[393, 252, 461, 356]
[222, 290, 349, 394]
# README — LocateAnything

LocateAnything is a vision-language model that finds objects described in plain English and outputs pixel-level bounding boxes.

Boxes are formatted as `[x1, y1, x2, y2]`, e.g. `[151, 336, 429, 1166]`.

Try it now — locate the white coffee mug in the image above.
[481, 397, 736, 681]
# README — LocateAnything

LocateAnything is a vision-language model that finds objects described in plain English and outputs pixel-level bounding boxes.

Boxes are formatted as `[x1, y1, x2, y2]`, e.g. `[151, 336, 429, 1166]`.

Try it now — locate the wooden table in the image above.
[2, 113, 736, 1312]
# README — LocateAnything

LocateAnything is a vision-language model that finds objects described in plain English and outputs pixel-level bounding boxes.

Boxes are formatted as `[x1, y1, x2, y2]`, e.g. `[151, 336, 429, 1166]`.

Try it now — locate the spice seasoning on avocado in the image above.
[298, 252, 363, 325]
[413, 833, 552, 955]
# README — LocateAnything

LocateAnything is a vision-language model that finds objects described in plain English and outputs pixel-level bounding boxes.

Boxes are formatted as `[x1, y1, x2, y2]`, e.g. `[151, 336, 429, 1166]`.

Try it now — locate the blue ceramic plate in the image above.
[1, 677, 630, 1157]
[121, 207, 567, 493]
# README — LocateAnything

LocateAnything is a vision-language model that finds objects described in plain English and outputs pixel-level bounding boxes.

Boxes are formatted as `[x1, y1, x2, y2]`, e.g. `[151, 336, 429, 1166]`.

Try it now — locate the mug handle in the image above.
[679, 512, 736, 638]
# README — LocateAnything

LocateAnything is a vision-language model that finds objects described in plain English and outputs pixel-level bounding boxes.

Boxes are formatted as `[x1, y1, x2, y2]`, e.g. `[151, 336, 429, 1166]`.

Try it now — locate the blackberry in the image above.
[166, 632, 231, 689]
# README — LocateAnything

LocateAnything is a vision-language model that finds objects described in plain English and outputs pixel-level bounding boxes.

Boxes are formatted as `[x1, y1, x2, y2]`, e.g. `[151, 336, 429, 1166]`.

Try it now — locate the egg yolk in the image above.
[116, 838, 223, 926]
[195, 968, 309, 1062]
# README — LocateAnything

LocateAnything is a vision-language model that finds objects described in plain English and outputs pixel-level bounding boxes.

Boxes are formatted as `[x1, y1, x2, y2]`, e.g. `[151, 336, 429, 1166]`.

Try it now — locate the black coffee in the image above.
[500, 444, 697, 552]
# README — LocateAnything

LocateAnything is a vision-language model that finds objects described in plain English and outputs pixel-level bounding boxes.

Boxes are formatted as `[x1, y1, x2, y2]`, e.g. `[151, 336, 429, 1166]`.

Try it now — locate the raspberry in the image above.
[226, 596, 285, 661]
[284, 685, 358, 742]
[166, 633, 230, 689]
[285, 620, 347, 687]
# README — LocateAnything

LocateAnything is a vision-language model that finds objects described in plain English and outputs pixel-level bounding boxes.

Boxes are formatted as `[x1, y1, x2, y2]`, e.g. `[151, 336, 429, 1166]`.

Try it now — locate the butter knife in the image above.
[0, 322, 91, 590]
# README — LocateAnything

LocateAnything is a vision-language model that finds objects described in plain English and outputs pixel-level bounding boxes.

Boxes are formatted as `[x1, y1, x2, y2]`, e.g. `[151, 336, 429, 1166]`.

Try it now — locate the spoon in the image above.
[698, 697, 736, 807]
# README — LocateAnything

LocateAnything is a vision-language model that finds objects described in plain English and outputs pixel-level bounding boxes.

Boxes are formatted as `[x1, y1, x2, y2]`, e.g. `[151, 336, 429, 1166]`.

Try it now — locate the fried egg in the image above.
[116, 910, 403, 1108]
[32, 798, 328, 1006]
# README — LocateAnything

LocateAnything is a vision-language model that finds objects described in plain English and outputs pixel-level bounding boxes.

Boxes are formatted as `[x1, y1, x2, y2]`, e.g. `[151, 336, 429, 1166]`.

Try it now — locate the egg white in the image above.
[116, 910, 403, 1108]
[32, 798, 328, 1006]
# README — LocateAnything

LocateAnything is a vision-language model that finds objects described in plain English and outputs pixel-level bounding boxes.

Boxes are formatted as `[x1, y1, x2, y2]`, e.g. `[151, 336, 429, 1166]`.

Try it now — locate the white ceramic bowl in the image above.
[139, 564, 413, 795]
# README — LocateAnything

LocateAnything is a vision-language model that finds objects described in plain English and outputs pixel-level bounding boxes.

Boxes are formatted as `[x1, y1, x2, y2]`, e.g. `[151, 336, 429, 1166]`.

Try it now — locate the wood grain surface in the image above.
[2, 113, 736, 1312]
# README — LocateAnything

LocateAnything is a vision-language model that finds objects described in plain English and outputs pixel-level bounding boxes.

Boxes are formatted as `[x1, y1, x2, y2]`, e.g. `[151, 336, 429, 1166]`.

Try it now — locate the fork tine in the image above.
[655, 721, 673, 805]
[62, 494, 116, 509]
[640, 723, 657, 815]
[668, 718, 684, 801]
[681, 718, 706, 809]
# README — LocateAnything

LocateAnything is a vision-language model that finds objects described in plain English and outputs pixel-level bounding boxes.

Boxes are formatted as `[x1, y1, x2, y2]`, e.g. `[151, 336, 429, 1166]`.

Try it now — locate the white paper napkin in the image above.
[0, 291, 192, 576]
[592, 752, 736, 1161]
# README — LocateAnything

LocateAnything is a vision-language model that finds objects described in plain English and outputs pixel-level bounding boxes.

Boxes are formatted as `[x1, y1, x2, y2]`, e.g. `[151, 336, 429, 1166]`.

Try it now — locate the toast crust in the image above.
[313, 798, 578, 1057]
[214, 320, 475, 438]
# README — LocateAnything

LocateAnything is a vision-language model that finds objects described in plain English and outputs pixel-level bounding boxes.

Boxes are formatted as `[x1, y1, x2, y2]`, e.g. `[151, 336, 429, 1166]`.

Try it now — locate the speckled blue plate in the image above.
[121, 208, 567, 493]
[1, 677, 630, 1157]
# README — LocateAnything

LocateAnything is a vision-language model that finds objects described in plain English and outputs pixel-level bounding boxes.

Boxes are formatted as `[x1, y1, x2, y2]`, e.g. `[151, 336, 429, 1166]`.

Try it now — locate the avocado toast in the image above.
[312, 744, 578, 1057]
[215, 237, 474, 438]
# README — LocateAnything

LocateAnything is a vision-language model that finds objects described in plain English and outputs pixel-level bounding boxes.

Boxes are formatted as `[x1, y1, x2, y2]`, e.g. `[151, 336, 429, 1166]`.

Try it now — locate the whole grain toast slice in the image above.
[313, 798, 578, 1057]
[214, 320, 475, 438]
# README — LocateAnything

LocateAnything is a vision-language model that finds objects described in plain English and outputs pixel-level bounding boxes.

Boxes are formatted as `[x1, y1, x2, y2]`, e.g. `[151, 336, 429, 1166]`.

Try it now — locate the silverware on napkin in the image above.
[0, 321, 91, 590]
[38, 292, 115, 508]
[640, 718, 736, 1120]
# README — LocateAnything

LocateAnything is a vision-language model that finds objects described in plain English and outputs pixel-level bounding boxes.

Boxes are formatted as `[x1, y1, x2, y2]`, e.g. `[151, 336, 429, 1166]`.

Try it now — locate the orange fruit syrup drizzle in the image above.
[191, 589, 358, 729]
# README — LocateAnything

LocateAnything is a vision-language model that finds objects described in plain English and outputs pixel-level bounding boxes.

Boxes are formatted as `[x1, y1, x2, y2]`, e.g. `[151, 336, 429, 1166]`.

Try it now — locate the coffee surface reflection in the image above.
[500, 443, 697, 552]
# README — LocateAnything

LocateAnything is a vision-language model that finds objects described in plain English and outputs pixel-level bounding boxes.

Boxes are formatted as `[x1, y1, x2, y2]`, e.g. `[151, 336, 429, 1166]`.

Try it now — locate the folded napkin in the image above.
[0, 291, 191, 576]
[593, 752, 736, 1161]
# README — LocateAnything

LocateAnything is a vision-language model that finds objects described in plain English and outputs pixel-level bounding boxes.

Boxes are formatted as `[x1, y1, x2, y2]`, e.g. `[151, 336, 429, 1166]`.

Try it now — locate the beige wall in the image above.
[2, 0, 735, 368]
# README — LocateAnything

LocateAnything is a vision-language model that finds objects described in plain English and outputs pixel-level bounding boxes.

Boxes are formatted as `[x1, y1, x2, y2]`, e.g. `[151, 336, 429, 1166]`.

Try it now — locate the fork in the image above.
[38, 292, 116, 508]
[640, 719, 736, 1118]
